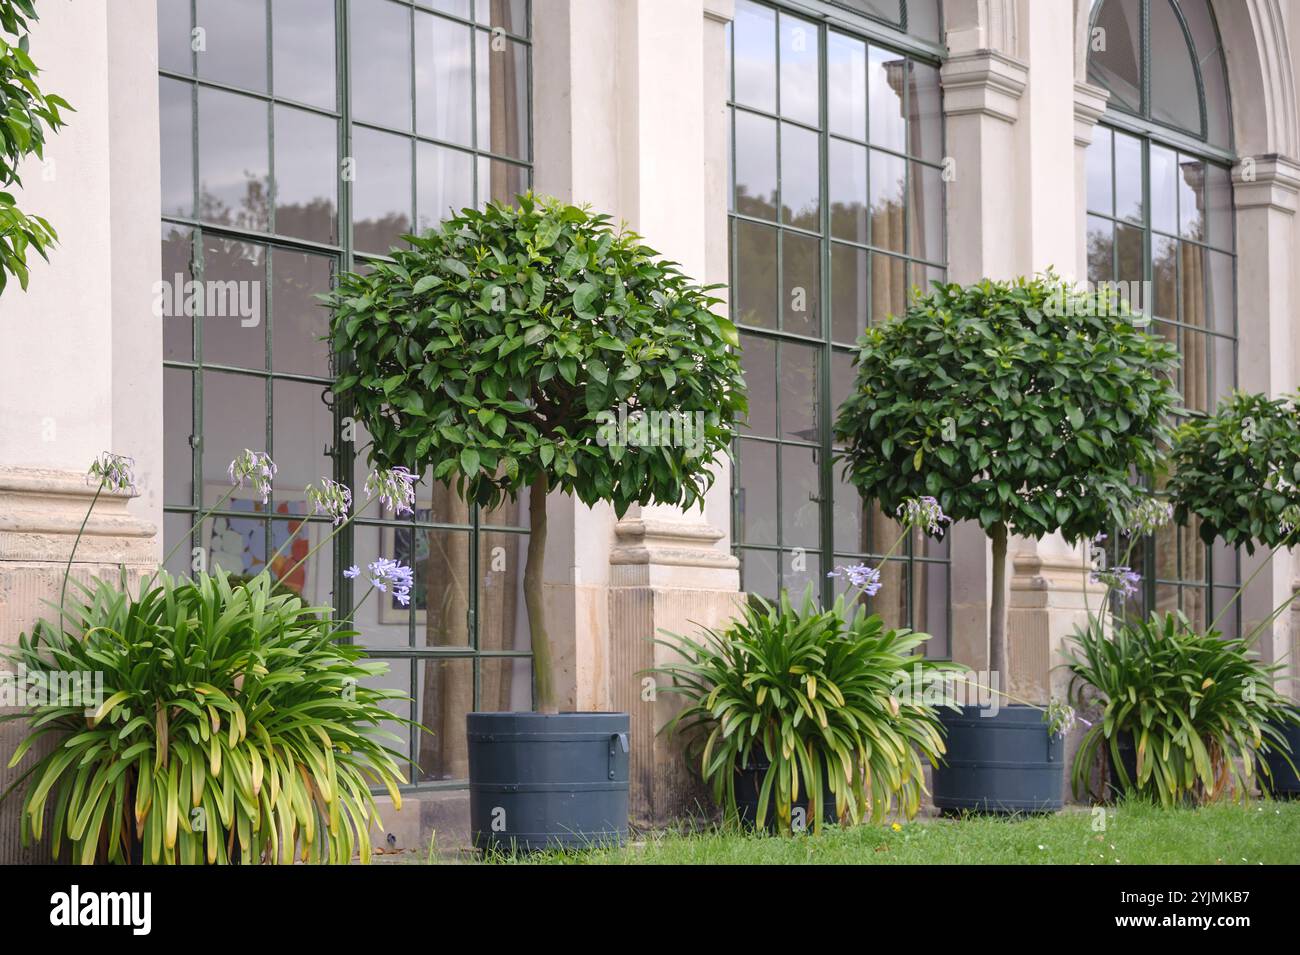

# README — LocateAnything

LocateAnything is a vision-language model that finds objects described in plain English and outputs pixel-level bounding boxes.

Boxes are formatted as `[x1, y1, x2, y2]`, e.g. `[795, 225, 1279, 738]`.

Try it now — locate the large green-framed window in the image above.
[1085, 0, 1240, 635]
[727, 0, 951, 655]
[158, 0, 533, 790]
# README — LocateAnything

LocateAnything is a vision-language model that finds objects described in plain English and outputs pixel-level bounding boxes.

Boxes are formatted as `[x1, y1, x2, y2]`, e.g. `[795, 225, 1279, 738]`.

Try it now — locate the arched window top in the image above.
[1088, 0, 1232, 149]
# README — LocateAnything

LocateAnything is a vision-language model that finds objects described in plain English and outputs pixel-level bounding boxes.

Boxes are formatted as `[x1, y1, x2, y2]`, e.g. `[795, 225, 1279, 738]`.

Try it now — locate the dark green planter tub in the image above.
[1265, 720, 1300, 798]
[932, 704, 1063, 814]
[466, 711, 630, 853]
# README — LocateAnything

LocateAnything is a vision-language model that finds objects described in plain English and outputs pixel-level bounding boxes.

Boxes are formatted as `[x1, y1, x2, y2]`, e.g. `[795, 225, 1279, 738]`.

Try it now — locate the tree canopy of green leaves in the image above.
[326, 193, 746, 514]
[1168, 390, 1300, 554]
[834, 274, 1179, 543]
[0, 0, 70, 294]
[833, 273, 1179, 676]
[326, 193, 746, 709]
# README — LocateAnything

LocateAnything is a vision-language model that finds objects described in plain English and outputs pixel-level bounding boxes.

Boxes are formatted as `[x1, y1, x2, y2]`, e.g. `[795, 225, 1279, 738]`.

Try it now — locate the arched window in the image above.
[1085, 0, 1239, 634]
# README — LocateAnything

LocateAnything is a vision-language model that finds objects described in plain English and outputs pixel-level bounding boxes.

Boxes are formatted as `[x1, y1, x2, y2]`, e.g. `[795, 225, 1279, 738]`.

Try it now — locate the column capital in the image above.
[1233, 154, 1300, 214]
[1072, 81, 1109, 147]
[940, 49, 1028, 124]
[609, 516, 739, 589]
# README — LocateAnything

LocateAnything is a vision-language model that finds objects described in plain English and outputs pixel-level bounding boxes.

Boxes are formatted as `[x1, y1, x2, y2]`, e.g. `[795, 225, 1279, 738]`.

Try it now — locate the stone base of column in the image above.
[1007, 542, 1102, 704]
[607, 516, 741, 829]
[0, 466, 156, 863]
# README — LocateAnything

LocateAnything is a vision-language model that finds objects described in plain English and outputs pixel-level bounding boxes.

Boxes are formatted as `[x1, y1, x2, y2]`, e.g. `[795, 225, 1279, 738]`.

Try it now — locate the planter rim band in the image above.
[467, 732, 625, 743]
[470, 781, 629, 793]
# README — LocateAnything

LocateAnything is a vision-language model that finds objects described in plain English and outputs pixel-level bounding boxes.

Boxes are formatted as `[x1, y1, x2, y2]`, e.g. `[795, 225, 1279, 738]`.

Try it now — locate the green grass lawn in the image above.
[475, 800, 1300, 865]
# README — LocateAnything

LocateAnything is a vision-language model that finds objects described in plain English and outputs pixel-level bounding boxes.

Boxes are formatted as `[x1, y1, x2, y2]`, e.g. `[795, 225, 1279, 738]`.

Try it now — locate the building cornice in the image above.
[1072, 81, 1110, 147]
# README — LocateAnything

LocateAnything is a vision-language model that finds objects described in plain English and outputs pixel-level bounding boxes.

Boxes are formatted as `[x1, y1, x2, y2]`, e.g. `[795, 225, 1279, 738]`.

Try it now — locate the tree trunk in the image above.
[988, 522, 1009, 683]
[525, 478, 556, 712]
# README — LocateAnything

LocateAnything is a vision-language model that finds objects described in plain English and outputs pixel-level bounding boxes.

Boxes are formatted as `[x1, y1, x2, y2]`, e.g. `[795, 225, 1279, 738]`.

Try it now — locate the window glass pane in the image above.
[733, 0, 776, 113]
[734, 439, 777, 544]
[273, 0, 337, 109]
[271, 249, 333, 378]
[1182, 329, 1212, 414]
[1212, 332, 1235, 406]
[1204, 163, 1233, 250]
[907, 61, 943, 163]
[783, 546, 822, 603]
[734, 111, 777, 220]
[1179, 0, 1230, 146]
[416, 655, 472, 780]
[907, 0, 941, 42]
[158, 0, 192, 75]
[841, 0, 901, 27]
[781, 123, 820, 230]
[1149, 0, 1201, 135]
[832, 466, 863, 553]
[867, 45, 906, 152]
[198, 87, 270, 232]
[1088, 0, 1141, 113]
[913, 561, 948, 657]
[476, 31, 529, 160]
[164, 368, 194, 505]
[870, 252, 907, 323]
[475, 0, 528, 33]
[782, 231, 820, 337]
[202, 370, 267, 507]
[1177, 240, 1204, 328]
[1086, 126, 1113, 216]
[738, 335, 775, 436]
[417, 142, 474, 230]
[273, 105, 338, 244]
[160, 78, 194, 219]
[416, 12, 473, 145]
[1149, 144, 1177, 235]
[827, 32, 866, 141]
[162, 225, 194, 361]
[1086, 215, 1114, 284]
[869, 149, 906, 253]
[831, 242, 868, 344]
[908, 160, 942, 261]
[1204, 249, 1233, 337]
[778, 12, 820, 127]
[1177, 155, 1205, 242]
[352, 127, 412, 254]
[779, 340, 819, 442]
[1115, 222, 1143, 287]
[201, 236, 266, 369]
[780, 445, 820, 549]
[1114, 130, 1143, 222]
[476, 156, 527, 205]
[351, 0, 413, 129]
[196, 0, 267, 92]
[272, 378, 333, 501]
[738, 549, 779, 603]
[1151, 234, 1177, 321]
[829, 138, 867, 243]
[733, 220, 778, 328]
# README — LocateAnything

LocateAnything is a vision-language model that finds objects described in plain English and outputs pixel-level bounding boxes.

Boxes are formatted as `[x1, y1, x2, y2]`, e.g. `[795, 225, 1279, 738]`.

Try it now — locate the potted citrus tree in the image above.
[833, 273, 1179, 812]
[326, 193, 746, 850]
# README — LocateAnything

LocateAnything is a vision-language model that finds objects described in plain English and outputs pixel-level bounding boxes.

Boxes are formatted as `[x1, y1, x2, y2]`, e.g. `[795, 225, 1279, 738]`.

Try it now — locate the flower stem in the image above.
[60, 481, 104, 622]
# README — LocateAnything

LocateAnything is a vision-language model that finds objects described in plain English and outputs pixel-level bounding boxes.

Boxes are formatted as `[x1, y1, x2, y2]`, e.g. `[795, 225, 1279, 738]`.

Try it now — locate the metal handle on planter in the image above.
[608, 732, 628, 780]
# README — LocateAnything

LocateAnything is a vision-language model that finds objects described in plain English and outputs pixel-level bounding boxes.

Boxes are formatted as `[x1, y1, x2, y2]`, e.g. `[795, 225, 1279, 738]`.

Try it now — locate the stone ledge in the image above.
[0, 465, 155, 564]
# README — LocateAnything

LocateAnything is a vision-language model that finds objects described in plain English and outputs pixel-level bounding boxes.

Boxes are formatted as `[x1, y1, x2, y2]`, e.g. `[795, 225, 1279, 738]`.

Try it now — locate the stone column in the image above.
[531, 0, 743, 824]
[1234, 155, 1300, 699]
[0, 1, 161, 862]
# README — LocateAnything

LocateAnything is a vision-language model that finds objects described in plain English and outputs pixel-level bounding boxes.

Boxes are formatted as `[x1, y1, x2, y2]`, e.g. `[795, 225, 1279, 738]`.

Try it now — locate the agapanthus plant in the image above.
[228, 449, 277, 504]
[365, 466, 417, 517]
[307, 478, 352, 526]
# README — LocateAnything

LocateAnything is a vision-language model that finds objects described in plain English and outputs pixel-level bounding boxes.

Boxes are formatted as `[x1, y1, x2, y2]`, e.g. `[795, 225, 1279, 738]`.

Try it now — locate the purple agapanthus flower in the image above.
[343, 564, 361, 579]
[827, 563, 883, 597]
[897, 496, 951, 535]
[307, 478, 352, 526]
[365, 466, 418, 516]
[87, 452, 136, 494]
[367, 557, 415, 606]
[229, 449, 277, 504]
[1091, 565, 1141, 598]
